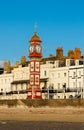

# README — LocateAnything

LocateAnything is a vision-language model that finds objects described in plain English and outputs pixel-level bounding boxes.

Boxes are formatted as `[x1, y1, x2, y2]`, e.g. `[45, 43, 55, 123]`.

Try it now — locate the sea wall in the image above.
[0, 99, 84, 107]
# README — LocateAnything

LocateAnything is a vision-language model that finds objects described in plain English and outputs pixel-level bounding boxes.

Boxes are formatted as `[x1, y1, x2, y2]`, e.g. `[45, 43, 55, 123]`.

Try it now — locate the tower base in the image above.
[27, 87, 42, 99]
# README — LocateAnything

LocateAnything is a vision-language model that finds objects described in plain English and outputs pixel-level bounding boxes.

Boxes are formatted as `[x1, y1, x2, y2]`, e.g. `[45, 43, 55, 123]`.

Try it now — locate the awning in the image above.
[11, 80, 29, 84]
[11, 78, 48, 85]
[40, 78, 48, 82]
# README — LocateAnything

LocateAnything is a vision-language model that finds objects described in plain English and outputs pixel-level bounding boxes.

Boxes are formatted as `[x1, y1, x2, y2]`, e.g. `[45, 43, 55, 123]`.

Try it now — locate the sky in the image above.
[0, 0, 84, 65]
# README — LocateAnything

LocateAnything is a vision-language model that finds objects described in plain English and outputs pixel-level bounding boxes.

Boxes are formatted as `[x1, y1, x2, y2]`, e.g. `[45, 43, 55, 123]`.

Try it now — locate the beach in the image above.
[0, 106, 84, 122]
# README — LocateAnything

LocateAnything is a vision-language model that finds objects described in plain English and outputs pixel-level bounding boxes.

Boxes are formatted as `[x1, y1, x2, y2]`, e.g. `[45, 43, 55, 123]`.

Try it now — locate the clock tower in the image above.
[27, 31, 42, 99]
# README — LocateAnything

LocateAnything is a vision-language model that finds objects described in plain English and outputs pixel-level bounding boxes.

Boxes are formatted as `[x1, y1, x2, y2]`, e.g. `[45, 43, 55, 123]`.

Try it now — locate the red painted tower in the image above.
[27, 31, 42, 99]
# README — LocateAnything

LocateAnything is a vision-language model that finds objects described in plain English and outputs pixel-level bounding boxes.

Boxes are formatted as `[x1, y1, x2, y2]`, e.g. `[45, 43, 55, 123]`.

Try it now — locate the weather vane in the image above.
[34, 23, 37, 33]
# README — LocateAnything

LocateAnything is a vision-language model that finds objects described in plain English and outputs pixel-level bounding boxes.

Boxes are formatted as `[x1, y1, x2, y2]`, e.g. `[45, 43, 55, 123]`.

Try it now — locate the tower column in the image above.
[27, 32, 42, 99]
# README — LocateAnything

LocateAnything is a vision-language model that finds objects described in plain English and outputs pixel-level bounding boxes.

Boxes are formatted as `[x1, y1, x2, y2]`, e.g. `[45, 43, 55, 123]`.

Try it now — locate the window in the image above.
[63, 83, 66, 89]
[79, 71, 81, 77]
[73, 82, 75, 87]
[58, 73, 60, 78]
[26, 72, 28, 77]
[16, 85, 17, 91]
[64, 73, 66, 77]
[79, 82, 81, 88]
[44, 71, 46, 76]
[52, 73, 54, 77]
[58, 96, 60, 99]
[16, 73, 18, 79]
[73, 72, 75, 78]
[5, 79, 7, 83]
[21, 84, 23, 90]
[1, 89, 3, 92]
[20, 73, 23, 79]
[58, 83, 60, 89]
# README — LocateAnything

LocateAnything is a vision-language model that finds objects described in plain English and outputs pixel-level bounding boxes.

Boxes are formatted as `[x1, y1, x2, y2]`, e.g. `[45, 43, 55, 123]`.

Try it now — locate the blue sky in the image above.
[0, 0, 84, 64]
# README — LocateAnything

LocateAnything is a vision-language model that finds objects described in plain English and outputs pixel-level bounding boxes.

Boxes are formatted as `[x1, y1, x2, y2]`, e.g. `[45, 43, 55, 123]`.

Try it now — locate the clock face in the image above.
[36, 45, 42, 53]
[29, 45, 34, 53]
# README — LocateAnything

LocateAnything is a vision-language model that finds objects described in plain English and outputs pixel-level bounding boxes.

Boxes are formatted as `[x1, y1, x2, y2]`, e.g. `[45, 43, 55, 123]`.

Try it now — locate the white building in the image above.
[0, 57, 84, 99]
[68, 59, 84, 98]
[0, 55, 84, 99]
[0, 73, 13, 94]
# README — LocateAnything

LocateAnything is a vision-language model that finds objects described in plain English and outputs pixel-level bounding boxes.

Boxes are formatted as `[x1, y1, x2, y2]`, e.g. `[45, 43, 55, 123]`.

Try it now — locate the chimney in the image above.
[56, 47, 63, 58]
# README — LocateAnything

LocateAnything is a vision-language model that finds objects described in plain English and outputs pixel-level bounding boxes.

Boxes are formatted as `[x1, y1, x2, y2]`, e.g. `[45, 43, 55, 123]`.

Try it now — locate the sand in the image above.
[0, 106, 84, 122]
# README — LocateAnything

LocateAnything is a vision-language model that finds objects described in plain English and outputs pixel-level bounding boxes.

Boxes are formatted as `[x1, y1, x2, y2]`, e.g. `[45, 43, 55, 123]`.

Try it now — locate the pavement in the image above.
[0, 121, 84, 130]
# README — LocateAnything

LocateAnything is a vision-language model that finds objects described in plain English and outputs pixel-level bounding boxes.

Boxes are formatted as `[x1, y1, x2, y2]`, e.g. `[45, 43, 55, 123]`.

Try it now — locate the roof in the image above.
[29, 32, 42, 43]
